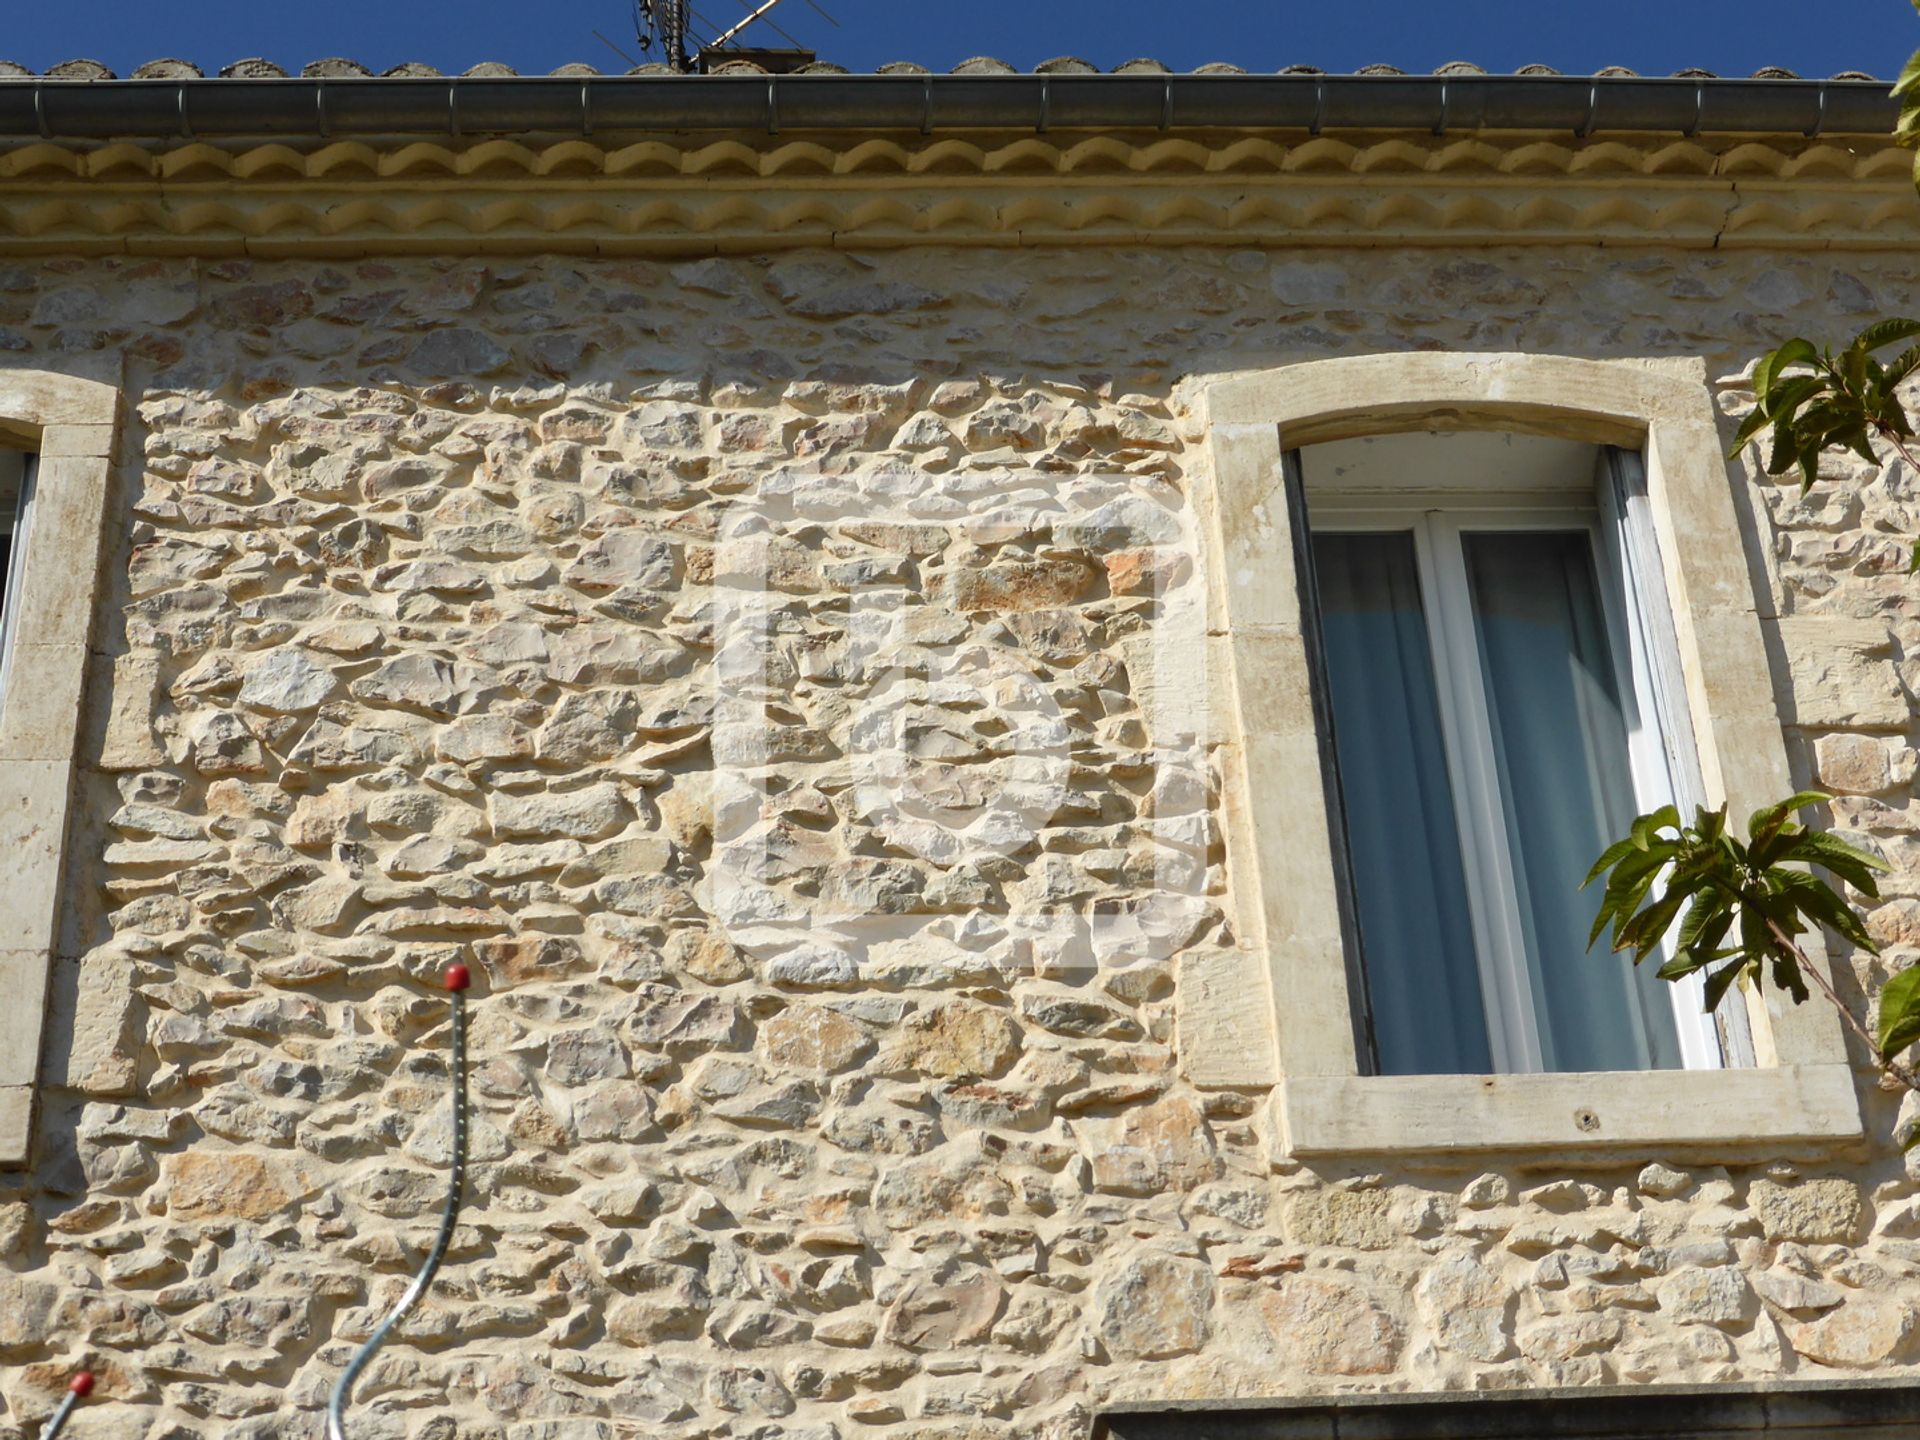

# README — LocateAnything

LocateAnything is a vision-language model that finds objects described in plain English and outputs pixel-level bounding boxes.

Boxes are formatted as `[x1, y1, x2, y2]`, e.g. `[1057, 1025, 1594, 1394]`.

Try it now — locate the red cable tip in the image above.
[443, 964, 471, 992]
[69, 1373, 94, 1397]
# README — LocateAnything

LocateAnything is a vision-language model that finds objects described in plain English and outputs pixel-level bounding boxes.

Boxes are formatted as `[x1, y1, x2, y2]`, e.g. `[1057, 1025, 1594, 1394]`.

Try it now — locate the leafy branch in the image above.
[1585, 796, 1920, 1108]
[1729, 20, 1920, 567]
[1584, 19, 1920, 1149]
[1731, 321, 1920, 568]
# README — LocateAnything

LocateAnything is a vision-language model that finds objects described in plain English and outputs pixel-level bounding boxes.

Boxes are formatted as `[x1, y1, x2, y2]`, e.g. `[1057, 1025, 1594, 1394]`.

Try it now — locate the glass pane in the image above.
[0, 452, 18, 631]
[1463, 530, 1684, 1073]
[1314, 531, 1493, 1076]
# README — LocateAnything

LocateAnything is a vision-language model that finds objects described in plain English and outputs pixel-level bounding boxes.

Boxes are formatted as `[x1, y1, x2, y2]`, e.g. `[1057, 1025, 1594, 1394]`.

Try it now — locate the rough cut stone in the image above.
[490, 784, 629, 841]
[1258, 1275, 1401, 1375]
[884, 1000, 1020, 1078]
[1776, 618, 1908, 729]
[166, 1153, 294, 1221]
[350, 655, 459, 715]
[1095, 1254, 1214, 1360]
[759, 1005, 873, 1074]
[1285, 1188, 1397, 1251]
[1785, 1298, 1917, 1368]
[884, 1267, 1005, 1350]
[1658, 1266, 1753, 1328]
[1749, 1178, 1863, 1244]
[1416, 1254, 1512, 1361]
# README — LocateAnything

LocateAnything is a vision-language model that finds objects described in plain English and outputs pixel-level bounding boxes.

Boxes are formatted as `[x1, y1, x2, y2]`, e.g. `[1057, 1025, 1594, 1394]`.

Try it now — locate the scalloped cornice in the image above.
[0, 129, 1913, 254]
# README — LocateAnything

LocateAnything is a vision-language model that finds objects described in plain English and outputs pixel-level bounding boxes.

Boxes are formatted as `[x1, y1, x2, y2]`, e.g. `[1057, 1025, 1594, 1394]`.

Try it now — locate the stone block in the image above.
[1178, 948, 1278, 1087]
[0, 643, 86, 763]
[1095, 1253, 1214, 1360]
[0, 760, 72, 953]
[90, 652, 164, 771]
[1749, 1177, 1863, 1244]
[0, 951, 48, 1088]
[1777, 617, 1908, 729]
[0, 1086, 29, 1168]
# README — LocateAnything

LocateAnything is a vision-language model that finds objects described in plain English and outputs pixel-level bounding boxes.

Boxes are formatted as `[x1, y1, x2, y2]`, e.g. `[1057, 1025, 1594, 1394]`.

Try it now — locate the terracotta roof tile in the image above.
[44, 59, 114, 80]
[0, 57, 1885, 82]
[131, 59, 204, 79]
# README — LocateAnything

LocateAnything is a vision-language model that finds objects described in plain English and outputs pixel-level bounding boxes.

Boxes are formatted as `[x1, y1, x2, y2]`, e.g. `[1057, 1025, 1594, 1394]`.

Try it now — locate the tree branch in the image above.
[1764, 916, 1920, 1093]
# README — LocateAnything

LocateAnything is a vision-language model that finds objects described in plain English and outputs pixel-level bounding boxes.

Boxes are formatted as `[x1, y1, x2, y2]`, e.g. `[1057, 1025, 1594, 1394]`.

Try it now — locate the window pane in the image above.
[1314, 532, 1493, 1076]
[0, 452, 18, 632]
[1463, 530, 1684, 1073]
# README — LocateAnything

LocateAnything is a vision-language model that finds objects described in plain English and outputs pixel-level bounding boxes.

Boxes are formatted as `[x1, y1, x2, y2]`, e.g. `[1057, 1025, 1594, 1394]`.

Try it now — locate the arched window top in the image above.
[1208, 351, 1714, 448]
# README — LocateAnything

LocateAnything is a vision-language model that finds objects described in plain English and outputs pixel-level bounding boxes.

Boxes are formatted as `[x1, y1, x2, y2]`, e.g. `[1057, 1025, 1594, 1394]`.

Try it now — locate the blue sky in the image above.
[4, 0, 1914, 80]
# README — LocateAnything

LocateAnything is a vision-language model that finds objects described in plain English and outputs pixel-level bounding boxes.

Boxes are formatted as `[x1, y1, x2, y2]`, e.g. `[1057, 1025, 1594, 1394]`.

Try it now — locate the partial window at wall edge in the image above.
[0, 447, 34, 714]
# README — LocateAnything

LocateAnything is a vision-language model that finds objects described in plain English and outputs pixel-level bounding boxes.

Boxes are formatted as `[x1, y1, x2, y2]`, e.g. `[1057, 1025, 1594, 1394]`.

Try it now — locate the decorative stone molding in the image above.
[1200, 351, 1864, 1158]
[0, 367, 120, 1168]
[0, 130, 1911, 254]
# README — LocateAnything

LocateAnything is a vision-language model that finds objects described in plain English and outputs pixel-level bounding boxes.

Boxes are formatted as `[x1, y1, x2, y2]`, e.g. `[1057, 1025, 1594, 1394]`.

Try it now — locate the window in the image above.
[1295, 432, 1736, 1077]
[0, 450, 36, 710]
[1199, 353, 1862, 1156]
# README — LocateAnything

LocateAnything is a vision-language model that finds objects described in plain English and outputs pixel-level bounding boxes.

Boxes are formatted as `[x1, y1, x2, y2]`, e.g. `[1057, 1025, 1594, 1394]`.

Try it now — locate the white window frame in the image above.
[1192, 353, 1863, 1158]
[1303, 490, 1725, 1076]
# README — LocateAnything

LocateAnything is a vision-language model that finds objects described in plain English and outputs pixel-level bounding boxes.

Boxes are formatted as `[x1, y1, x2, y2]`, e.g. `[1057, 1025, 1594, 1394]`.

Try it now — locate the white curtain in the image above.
[1314, 531, 1493, 1075]
[1462, 531, 1684, 1072]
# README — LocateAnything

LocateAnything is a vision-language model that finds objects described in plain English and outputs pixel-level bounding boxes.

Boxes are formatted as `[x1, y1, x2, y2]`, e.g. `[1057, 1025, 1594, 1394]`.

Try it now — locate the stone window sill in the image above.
[1278, 1063, 1863, 1158]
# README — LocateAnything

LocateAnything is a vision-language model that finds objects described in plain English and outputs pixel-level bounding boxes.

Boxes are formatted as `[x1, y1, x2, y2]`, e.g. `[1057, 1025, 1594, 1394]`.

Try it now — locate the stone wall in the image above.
[0, 243, 1917, 1439]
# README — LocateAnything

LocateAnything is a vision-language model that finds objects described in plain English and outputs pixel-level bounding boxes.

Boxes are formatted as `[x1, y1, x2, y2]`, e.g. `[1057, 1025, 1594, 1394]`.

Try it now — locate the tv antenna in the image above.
[634, 0, 834, 74]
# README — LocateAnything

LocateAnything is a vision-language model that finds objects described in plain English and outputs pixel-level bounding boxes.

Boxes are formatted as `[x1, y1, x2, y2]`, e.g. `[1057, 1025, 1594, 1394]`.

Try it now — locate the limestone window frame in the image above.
[0, 368, 120, 1169]
[1202, 352, 1866, 1158]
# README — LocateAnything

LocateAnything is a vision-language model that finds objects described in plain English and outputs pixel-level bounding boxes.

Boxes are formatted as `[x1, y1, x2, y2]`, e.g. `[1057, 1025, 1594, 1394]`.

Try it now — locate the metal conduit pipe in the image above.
[0, 74, 1896, 142]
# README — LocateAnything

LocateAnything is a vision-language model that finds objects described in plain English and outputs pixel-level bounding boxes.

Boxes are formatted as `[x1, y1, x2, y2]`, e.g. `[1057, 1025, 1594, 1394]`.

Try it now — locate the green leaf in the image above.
[1583, 835, 1644, 889]
[1619, 890, 1689, 961]
[1854, 318, 1920, 355]
[1749, 791, 1830, 843]
[1841, 343, 1871, 398]
[1797, 439, 1823, 492]
[1784, 829, 1891, 890]
[1882, 397, 1917, 441]
[1776, 870, 1878, 953]
[1896, 44, 1920, 99]
[1755, 338, 1819, 400]
[1910, 535, 1920, 575]
[1656, 948, 1716, 981]
[1842, 425, 1882, 465]
[1675, 889, 1727, 953]
[1762, 373, 1827, 422]
[1702, 958, 1748, 1014]
[1765, 424, 1799, 477]
[1879, 965, 1920, 1057]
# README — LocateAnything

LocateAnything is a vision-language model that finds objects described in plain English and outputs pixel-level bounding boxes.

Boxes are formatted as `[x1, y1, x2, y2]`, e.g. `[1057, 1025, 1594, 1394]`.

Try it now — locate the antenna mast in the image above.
[636, 0, 693, 72]
[635, 0, 821, 74]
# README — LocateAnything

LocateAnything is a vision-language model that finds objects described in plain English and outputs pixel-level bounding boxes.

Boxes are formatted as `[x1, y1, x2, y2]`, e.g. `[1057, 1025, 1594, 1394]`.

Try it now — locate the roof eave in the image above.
[0, 73, 1896, 141]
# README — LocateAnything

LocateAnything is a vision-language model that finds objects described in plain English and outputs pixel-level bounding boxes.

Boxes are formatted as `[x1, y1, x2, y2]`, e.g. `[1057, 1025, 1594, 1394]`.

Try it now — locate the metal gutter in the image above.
[0, 73, 1896, 141]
